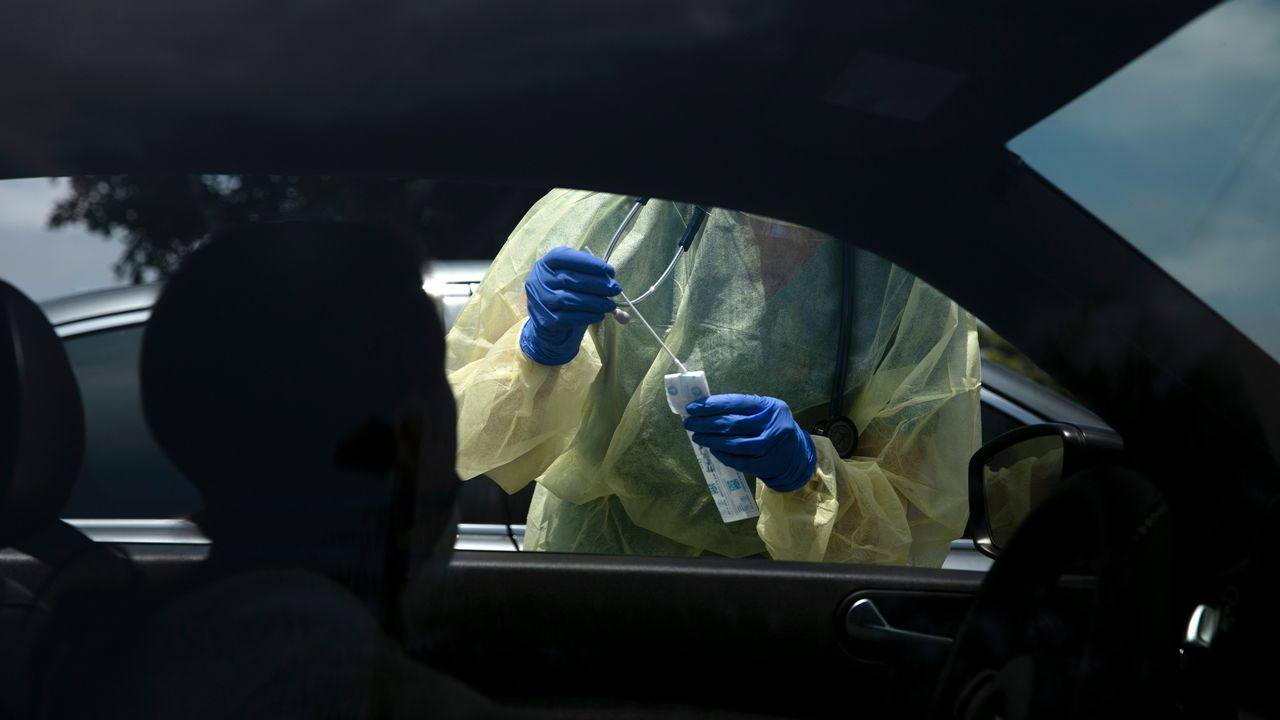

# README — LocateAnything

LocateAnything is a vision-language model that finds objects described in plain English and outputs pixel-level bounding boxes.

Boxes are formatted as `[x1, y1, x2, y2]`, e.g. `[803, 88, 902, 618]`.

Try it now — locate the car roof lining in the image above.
[0, 0, 1222, 181]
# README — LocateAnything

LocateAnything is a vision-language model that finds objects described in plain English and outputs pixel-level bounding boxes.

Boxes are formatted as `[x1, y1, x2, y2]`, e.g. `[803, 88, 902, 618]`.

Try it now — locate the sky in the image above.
[0, 177, 122, 301]
[1011, 0, 1280, 362]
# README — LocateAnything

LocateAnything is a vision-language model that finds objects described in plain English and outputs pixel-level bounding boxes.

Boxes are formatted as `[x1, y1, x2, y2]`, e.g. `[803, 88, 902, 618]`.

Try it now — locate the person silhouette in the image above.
[35, 222, 499, 720]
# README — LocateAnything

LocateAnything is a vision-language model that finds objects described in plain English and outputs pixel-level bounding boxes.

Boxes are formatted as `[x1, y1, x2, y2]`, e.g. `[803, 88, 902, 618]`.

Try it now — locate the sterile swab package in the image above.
[664, 371, 761, 524]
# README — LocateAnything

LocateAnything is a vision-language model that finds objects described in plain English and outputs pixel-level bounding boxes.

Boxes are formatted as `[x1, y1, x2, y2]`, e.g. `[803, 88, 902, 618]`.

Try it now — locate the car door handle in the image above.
[845, 598, 953, 663]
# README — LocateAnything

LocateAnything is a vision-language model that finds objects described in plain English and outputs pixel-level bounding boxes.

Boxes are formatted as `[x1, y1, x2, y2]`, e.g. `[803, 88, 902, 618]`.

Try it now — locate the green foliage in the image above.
[977, 324, 1077, 400]
[48, 175, 546, 283]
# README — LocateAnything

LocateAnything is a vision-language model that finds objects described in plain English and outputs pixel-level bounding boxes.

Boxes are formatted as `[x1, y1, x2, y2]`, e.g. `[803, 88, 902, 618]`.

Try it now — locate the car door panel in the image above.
[415, 551, 984, 719]
[3, 535, 984, 718]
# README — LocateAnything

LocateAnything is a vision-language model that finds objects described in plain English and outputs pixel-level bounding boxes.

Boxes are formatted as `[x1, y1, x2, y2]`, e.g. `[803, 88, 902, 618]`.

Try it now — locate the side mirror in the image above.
[969, 423, 1123, 558]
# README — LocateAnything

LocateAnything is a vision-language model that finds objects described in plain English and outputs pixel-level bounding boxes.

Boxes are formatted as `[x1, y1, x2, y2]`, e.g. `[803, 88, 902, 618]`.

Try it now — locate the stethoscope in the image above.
[603, 197, 860, 459]
[601, 197, 709, 323]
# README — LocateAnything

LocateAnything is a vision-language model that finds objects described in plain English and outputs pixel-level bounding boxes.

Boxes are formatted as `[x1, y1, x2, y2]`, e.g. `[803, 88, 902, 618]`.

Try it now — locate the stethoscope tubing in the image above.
[602, 197, 859, 455]
[603, 198, 705, 309]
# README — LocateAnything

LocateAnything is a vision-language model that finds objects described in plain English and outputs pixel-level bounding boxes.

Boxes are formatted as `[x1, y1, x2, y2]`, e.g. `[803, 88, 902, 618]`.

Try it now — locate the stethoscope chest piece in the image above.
[812, 416, 859, 459]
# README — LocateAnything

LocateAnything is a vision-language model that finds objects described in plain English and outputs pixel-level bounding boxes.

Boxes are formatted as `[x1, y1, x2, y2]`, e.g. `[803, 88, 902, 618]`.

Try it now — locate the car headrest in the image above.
[140, 222, 456, 535]
[0, 280, 86, 548]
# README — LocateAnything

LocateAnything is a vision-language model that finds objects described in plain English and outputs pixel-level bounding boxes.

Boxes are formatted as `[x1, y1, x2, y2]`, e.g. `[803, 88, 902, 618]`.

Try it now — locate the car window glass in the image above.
[1, 176, 1083, 570]
[61, 326, 200, 518]
[1011, 0, 1280, 363]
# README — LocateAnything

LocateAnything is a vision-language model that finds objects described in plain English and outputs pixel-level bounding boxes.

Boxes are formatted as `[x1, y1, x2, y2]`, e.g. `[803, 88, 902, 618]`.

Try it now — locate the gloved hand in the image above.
[683, 394, 817, 493]
[520, 247, 621, 366]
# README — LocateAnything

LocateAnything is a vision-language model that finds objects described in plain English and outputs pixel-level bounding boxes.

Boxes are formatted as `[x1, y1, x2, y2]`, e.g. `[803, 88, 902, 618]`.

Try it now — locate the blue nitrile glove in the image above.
[520, 247, 621, 366]
[683, 394, 817, 493]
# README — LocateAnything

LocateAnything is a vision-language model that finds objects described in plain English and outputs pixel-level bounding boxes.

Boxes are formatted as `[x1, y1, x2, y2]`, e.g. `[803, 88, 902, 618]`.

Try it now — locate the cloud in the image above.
[0, 177, 65, 228]
[0, 177, 123, 301]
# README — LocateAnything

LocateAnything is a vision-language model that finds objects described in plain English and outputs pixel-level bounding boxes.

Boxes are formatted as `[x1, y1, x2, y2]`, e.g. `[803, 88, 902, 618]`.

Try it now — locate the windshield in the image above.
[1010, 0, 1280, 364]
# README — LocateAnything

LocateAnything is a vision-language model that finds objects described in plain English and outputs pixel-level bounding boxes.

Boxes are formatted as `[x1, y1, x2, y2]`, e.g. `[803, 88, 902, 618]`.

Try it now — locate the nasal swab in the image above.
[618, 286, 688, 374]
[585, 246, 687, 374]
[585, 247, 751, 524]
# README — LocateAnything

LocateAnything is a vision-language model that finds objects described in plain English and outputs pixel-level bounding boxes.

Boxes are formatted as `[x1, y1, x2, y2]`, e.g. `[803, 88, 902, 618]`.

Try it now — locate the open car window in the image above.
[0, 175, 1102, 573]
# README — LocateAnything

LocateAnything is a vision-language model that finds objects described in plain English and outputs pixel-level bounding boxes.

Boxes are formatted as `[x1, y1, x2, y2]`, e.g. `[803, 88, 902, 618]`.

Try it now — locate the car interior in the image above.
[2, 1, 1279, 718]
[2, 202, 1273, 718]
[0, 280, 140, 717]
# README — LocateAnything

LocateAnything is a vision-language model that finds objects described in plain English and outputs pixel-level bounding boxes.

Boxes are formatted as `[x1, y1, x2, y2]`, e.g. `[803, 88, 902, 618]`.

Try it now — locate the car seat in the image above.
[59, 221, 480, 719]
[0, 279, 135, 717]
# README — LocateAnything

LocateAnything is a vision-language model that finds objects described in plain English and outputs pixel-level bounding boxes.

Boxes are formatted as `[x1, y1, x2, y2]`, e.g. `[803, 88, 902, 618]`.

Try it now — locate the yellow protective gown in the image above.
[446, 190, 981, 566]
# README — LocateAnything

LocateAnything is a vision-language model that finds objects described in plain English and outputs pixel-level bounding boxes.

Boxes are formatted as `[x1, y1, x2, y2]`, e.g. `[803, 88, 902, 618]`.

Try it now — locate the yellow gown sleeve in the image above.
[755, 281, 982, 567]
[447, 324, 602, 493]
[444, 190, 610, 493]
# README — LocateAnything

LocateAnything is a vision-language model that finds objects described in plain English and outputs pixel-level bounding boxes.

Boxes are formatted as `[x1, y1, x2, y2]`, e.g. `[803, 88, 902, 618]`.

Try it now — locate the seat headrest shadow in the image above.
[140, 222, 453, 530]
[0, 280, 86, 548]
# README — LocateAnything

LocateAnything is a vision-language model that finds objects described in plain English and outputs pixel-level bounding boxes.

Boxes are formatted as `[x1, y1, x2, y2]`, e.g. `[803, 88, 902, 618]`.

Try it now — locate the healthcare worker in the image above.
[446, 190, 981, 566]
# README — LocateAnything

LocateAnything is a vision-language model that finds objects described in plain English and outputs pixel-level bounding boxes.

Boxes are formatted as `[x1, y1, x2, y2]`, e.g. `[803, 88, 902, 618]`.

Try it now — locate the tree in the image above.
[49, 175, 546, 282]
